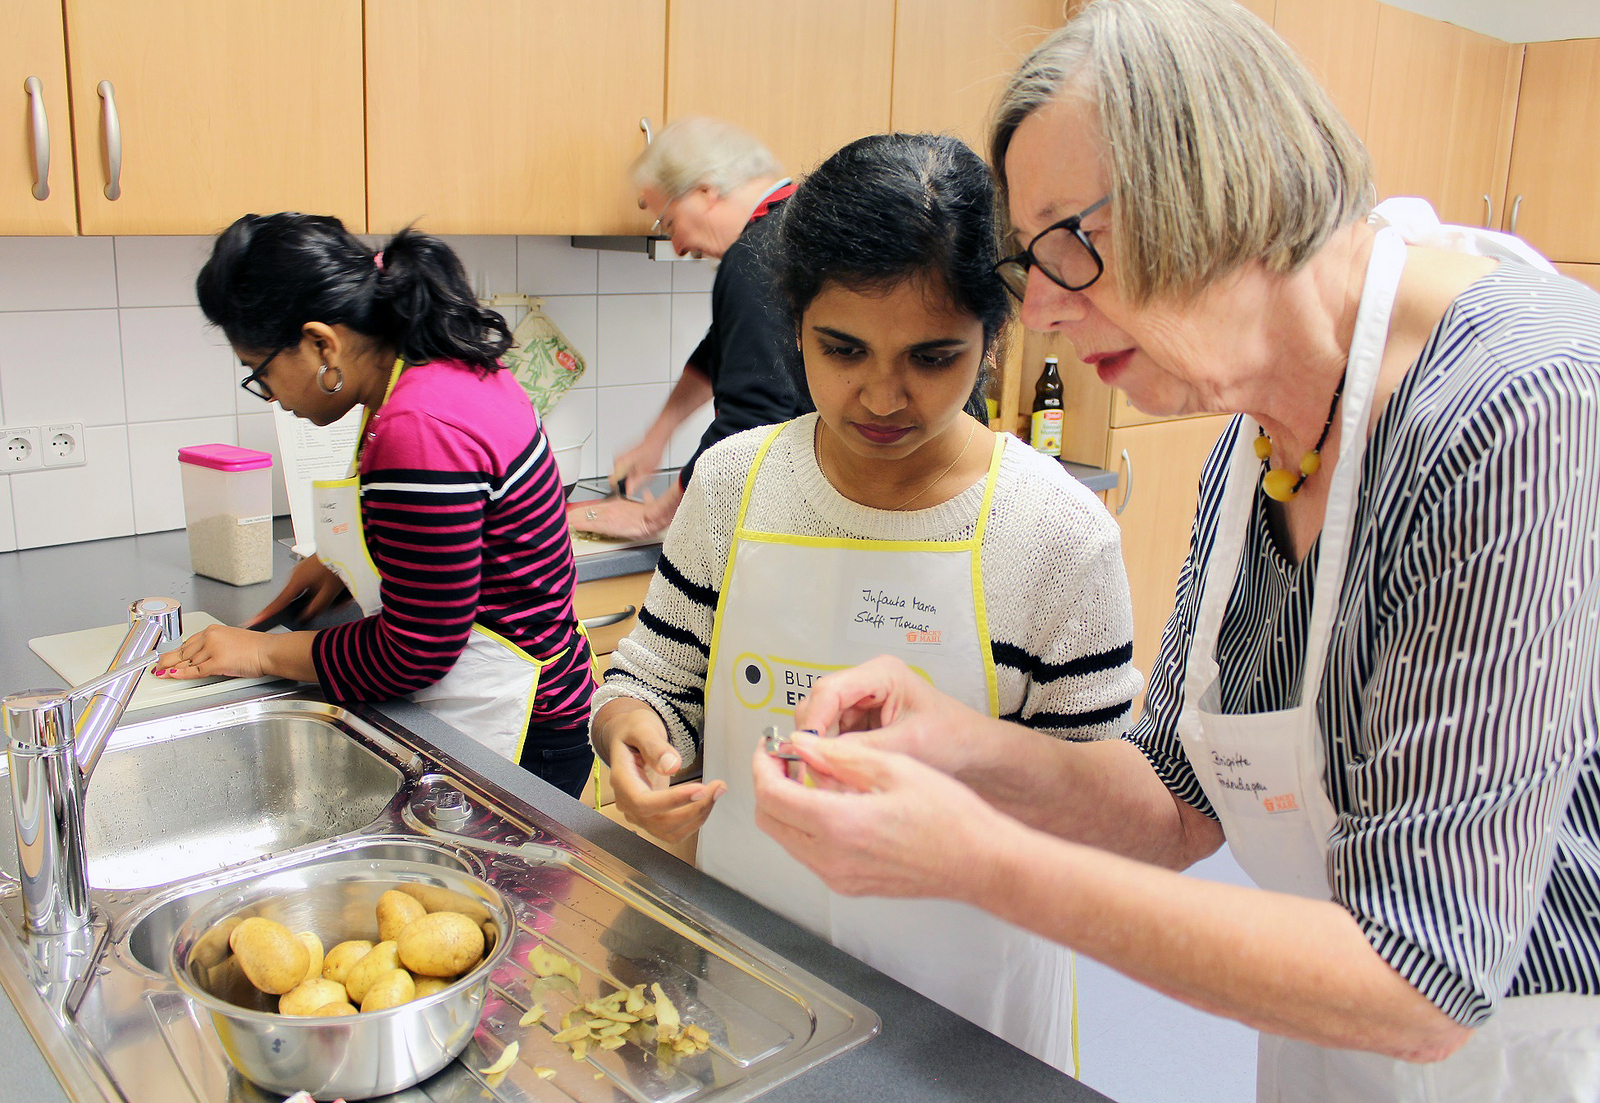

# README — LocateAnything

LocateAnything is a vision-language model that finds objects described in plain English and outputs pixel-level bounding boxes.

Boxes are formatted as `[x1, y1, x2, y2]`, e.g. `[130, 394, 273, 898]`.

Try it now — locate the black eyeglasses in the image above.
[993, 194, 1112, 300]
[239, 347, 285, 401]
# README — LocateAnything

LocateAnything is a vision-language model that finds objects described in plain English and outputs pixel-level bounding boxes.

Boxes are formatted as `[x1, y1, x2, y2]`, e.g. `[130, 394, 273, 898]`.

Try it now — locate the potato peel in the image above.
[518, 1001, 546, 1027]
[478, 1040, 519, 1076]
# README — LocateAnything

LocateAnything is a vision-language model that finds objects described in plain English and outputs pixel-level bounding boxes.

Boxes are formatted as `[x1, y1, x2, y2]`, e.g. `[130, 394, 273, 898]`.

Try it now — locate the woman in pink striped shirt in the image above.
[156, 213, 595, 796]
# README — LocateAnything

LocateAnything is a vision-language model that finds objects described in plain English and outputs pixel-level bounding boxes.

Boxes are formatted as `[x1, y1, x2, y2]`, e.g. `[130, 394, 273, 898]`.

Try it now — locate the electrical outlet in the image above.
[40, 422, 86, 468]
[1, 426, 43, 473]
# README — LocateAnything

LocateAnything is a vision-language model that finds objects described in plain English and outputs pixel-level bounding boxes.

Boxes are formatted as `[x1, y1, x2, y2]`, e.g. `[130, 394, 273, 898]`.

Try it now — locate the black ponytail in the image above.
[196, 213, 512, 372]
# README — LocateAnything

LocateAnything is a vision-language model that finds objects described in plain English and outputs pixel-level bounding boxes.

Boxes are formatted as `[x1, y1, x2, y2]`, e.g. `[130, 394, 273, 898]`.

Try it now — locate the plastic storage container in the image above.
[177, 444, 274, 585]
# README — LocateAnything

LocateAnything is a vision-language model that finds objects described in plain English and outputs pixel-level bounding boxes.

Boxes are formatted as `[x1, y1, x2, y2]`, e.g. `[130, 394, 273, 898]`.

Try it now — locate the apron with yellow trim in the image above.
[700, 423, 1074, 1069]
[311, 360, 554, 764]
[1175, 224, 1600, 1102]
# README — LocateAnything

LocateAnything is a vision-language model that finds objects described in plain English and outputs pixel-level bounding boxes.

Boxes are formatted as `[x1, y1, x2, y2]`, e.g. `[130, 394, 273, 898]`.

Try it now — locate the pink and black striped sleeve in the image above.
[311, 409, 491, 699]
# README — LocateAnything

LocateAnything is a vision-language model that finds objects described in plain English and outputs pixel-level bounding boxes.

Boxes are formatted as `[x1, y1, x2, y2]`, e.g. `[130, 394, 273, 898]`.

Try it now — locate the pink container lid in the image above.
[177, 443, 273, 472]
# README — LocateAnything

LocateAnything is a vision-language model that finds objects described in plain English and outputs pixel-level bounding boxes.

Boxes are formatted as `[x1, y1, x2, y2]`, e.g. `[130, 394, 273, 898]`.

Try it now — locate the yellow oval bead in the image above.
[1299, 451, 1321, 477]
[1253, 434, 1273, 461]
[1261, 468, 1300, 501]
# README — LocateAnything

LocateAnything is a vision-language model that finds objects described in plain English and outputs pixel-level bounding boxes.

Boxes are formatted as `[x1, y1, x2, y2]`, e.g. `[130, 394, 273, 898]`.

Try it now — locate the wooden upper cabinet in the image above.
[667, 0, 895, 180]
[64, 0, 365, 235]
[1273, 0, 1380, 143]
[366, 1, 664, 236]
[889, 0, 1065, 157]
[1365, 7, 1519, 227]
[1237, 0, 1276, 25]
[1504, 38, 1600, 263]
[2, 1, 78, 234]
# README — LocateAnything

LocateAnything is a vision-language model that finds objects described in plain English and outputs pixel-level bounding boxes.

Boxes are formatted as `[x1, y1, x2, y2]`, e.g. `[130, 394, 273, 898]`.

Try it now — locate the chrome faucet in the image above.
[3, 597, 182, 938]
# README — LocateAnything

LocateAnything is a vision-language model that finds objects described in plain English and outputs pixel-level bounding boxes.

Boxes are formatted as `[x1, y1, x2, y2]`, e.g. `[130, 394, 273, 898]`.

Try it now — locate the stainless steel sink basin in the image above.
[0, 692, 878, 1103]
[0, 708, 406, 890]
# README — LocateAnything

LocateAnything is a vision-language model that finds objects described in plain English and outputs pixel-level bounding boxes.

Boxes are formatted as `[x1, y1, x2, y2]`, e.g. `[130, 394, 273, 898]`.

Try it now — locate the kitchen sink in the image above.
[0, 707, 407, 890]
[0, 691, 878, 1103]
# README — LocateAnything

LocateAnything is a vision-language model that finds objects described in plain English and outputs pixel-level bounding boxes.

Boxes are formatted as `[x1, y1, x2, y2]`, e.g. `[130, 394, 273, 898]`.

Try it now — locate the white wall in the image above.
[1382, 0, 1600, 43]
[0, 235, 715, 552]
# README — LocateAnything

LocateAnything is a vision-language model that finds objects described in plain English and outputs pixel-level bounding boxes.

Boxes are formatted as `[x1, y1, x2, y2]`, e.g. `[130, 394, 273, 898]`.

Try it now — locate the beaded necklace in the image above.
[1254, 372, 1346, 502]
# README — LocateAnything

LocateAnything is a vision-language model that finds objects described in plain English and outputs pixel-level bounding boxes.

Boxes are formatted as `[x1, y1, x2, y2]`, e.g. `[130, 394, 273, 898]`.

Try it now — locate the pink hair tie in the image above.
[374, 250, 385, 272]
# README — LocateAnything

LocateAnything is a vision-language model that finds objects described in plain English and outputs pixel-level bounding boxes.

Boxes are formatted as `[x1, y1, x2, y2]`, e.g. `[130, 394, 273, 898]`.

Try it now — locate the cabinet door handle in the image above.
[1115, 448, 1133, 516]
[1482, 194, 1492, 229]
[582, 605, 637, 630]
[98, 80, 122, 200]
[1509, 194, 1523, 236]
[25, 77, 50, 201]
[639, 116, 653, 144]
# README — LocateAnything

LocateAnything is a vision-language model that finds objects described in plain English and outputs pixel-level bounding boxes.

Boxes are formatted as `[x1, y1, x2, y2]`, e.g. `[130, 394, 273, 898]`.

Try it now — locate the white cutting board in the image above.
[28, 612, 280, 709]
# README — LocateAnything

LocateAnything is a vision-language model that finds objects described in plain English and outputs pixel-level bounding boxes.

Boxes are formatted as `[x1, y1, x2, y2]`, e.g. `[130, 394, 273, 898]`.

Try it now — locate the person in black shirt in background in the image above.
[570, 117, 806, 539]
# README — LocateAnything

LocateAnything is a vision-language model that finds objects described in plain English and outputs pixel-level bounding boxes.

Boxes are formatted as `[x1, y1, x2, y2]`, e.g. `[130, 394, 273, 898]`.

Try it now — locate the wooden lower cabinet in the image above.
[574, 566, 699, 862]
[1104, 417, 1230, 707]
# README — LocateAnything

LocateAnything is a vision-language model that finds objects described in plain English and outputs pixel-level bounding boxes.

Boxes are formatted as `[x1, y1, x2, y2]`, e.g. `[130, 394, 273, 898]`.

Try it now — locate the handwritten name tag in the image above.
[846, 581, 946, 648]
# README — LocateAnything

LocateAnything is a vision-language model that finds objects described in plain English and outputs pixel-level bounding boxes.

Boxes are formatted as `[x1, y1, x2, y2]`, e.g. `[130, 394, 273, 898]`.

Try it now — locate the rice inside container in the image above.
[177, 444, 274, 585]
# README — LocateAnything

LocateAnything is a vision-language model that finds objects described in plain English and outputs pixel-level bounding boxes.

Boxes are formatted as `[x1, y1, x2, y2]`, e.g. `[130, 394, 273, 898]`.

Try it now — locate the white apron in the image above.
[1174, 223, 1600, 1101]
[312, 361, 556, 763]
[699, 424, 1074, 1070]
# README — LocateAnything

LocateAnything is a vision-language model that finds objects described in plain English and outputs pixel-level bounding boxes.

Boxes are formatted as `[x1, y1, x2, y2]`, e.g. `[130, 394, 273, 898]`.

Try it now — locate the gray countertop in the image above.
[0, 523, 1113, 1103]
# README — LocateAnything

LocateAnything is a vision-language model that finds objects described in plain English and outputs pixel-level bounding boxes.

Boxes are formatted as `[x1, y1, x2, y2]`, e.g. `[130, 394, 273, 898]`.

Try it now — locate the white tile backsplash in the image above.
[670, 292, 713, 376]
[11, 425, 134, 548]
[518, 237, 599, 295]
[0, 237, 118, 311]
[439, 235, 517, 300]
[0, 478, 15, 553]
[236, 411, 294, 520]
[669, 402, 718, 470]
[672, 258, 718, 293]
[0, 309, 127, 427]
[113, 236, 211, 307]
[595, 382, 671, 479]
[1, 235, 707, 550]
[121, 306, 237, 423]
[541, 388, 600, 481]
[598, 249, 674, 295]
[596, 294, 673, 387]
[127, 416, 240, 534]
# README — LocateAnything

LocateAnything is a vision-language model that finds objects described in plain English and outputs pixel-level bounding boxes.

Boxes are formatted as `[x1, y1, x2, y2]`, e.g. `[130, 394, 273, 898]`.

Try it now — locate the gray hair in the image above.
[990, 0, 1372, 305]
[630, 117, 783, 200]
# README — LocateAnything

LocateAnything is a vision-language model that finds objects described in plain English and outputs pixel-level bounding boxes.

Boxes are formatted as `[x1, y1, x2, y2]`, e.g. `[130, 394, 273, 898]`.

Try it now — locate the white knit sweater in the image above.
[593, 414, 1142, 763]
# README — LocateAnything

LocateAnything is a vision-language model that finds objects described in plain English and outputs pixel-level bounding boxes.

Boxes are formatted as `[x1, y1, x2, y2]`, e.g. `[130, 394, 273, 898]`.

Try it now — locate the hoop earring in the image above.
[317, 363, 343, 395]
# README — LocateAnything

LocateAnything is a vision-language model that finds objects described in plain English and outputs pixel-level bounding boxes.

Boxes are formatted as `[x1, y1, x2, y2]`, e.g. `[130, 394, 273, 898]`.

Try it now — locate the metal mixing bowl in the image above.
[169, 857, 515, 1100]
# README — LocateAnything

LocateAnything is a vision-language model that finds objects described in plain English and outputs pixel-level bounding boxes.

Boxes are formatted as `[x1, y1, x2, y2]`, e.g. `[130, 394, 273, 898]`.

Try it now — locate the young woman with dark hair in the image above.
[589, 134, 1141, 1067]
[157, 213, 595, 796]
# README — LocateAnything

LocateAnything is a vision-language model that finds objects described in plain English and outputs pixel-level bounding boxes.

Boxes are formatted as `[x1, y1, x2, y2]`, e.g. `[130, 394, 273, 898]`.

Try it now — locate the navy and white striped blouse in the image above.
[1132, 263, 1600, 1028]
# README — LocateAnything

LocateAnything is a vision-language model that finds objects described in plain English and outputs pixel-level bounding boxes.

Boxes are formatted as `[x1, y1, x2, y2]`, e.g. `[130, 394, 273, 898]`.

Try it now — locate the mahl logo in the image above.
[905, 629, 942, 644]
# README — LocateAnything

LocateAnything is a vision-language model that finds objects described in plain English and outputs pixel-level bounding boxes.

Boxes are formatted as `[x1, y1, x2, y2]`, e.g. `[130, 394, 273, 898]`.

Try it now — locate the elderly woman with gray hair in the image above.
[749, 1, 1600, 1099]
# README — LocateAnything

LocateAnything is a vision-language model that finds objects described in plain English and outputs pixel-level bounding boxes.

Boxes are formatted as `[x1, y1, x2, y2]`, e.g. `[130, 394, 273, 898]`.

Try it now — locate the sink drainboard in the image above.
[0, 693, 878, 1103]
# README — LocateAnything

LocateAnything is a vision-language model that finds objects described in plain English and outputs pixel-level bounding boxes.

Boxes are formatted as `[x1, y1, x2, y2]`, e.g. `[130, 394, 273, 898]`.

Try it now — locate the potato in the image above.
[397, 911, 485, 978]
[311, 1000, 359, 1017]
[360, 969, 416, 1013]
[344, 941, 402, 1004]
[397, 883, 492, 925]
[322, 939, 374, 985]
[279, 977, 350, 1016]
[413, 976, 454, 999]
[231, 917, 312, 995]
[296, 932, 325, 985]
[376, 889, 427, 942]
